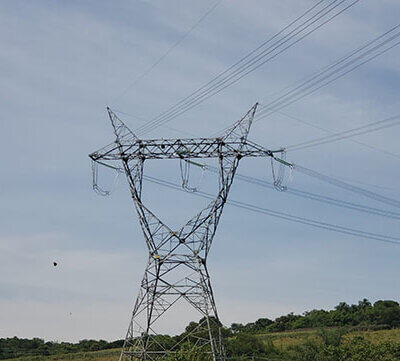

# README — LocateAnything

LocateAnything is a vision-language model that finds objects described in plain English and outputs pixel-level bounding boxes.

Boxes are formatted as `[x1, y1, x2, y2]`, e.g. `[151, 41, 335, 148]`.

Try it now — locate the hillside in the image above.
[257, 327, 400, 349]
[5, 328, 400, 360]
[2, 299, 400, 360]
[6, 349, 120, 361]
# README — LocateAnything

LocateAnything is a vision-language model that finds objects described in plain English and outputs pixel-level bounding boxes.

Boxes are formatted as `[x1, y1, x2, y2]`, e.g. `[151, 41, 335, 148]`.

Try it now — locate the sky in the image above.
[0, 0, 399, 343]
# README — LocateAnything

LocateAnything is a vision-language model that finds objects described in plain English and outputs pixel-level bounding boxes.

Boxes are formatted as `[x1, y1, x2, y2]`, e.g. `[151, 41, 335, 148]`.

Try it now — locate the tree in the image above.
[372, 300, 400, 327]
[230, 323, 244, 334]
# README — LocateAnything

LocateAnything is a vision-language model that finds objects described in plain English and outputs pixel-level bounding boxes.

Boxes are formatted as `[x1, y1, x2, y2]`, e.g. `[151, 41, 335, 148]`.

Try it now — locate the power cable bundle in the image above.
[144, 174, 400, 245]
[253, 23, 400, 122]
[293, 164, 400, 209]
[133, 0, 361, 137]
[285, 114, 400, 152]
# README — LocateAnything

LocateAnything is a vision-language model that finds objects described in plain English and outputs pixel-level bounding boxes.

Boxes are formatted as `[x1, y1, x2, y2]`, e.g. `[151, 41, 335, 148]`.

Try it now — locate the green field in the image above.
[257, 327, 400, 349]
[6, 349, 120, 361]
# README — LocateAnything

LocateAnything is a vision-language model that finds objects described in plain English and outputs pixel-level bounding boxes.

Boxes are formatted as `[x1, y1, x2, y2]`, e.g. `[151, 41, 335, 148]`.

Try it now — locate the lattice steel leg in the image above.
[119, 254, 225, 361]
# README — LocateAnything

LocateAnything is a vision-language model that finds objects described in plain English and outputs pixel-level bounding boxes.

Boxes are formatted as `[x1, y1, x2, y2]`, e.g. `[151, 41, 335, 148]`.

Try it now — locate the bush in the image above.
[164, 345, 212, 361]
[286, 336, 400, 361]
[226, 334, 266, 356]
[318, 328, 348, 347]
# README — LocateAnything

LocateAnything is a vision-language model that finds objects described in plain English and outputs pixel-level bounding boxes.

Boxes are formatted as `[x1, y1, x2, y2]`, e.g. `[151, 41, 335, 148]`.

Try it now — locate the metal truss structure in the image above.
[89, 103, 282, 361]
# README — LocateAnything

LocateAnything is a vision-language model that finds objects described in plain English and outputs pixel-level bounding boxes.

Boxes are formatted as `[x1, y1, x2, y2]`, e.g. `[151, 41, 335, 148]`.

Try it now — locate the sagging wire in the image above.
[92, 159, 123, 196]
[270, 149, 293, 191]
[179, 158, 207, 193]
[292, 163, 400, 209]
[144, 174, 400, 246]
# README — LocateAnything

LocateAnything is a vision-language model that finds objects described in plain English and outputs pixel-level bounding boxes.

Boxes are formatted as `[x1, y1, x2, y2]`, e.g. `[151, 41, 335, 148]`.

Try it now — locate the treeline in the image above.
[1, 299, 400, 359]
[0, 338, 123, 359]
[231, 299, 400, 333]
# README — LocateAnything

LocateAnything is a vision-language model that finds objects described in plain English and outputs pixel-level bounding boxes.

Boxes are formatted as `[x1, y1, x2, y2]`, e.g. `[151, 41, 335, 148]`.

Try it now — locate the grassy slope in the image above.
[256, 328, 400, 350]
[7, 329, 400, 360]
[7, 349, 120, 361]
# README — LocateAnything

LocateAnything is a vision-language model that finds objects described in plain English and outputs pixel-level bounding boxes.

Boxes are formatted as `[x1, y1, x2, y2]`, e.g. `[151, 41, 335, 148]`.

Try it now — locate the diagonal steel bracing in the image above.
[89, 103, 281, 361]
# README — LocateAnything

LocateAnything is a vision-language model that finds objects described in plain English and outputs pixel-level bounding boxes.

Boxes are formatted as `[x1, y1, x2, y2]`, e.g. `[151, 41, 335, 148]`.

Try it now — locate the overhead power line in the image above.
[111, 5, 400, 165]
[285, 114, 400, 152]
[109, 108, 400, 218]
[209, 22, 400, 160]
[113, 108, 195, 136]
[212, 22, 400, 163]
[269, 110, 400, 160]
[134, 0, 360, 136]
[211, 167, 400, 220]
[186, 162, 400, 219]
[293, 164, 400, 209]
[144, 175, 400, 246]
[254, 23, 400, 121]
[259, 23, 400, 108]
[112, 0, 223, 103]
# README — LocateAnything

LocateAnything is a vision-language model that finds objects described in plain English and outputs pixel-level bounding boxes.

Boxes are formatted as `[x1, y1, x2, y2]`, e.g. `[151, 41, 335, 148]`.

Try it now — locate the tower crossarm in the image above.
[90, 138, 278, 162]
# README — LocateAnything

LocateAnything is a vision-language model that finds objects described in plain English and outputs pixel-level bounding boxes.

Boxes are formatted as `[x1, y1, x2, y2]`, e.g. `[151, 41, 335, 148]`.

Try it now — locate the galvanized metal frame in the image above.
[89, 104, 276, 361]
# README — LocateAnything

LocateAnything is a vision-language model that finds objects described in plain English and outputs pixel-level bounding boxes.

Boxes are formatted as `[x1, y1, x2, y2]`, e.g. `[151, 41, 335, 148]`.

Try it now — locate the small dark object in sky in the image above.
[53, 262, 57, 267]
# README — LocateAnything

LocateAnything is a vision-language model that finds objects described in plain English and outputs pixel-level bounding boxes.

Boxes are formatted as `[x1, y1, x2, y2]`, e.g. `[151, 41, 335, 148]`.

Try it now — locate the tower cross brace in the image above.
[89, 104, 280, 361]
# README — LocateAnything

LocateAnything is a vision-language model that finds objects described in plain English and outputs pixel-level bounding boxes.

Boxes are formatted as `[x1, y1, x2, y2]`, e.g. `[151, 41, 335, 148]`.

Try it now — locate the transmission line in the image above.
[107, 106, 400, 218]
[211, 21, 400, 160]
[106, 108, 400, 218]
[285, 114, 400, 152]
[113, 4, 400, 166]
[134, 0, 360, 136]
[208, 167, 400, 220]
[210, 23, 400, 160]
[293, 164, 400, 209]
[144, 175, 400, 246]
[136, 0, 350, 135]
[269, 110, 400, 160]
[112, 0, 223, 103]
[254, 24, 400, 121]
[113, 108, 194, 136]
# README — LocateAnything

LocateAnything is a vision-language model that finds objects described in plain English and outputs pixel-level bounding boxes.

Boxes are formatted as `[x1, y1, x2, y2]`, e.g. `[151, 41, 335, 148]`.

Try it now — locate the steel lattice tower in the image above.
[89, 103, 281, 361]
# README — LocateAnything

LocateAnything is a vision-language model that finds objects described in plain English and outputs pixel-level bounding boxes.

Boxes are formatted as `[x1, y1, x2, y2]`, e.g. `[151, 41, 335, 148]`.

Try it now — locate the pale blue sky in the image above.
[0, 0, 399, 342]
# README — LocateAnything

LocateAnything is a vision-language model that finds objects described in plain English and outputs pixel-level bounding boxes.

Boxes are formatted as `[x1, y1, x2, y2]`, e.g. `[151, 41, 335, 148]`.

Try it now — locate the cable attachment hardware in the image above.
[270, 149, 293, 192]
[179, 158, 207, 193]
[92, 159, 123, 196]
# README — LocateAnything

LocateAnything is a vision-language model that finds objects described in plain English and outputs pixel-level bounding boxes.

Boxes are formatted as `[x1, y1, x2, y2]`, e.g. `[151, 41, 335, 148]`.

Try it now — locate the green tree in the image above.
[371, 300, 400, 327]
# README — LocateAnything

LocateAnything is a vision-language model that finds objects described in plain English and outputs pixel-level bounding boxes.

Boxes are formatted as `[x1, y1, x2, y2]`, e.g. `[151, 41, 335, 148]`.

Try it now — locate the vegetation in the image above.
[232, 299, 400, 333]
[0, 339, 122, 360]
[2, 299, 400, 360]
[0, 348, 120, 361]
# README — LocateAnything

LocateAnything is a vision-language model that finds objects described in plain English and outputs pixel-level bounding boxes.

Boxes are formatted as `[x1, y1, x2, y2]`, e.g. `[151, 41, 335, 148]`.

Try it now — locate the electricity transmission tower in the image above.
[89, 103, 285, 361]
